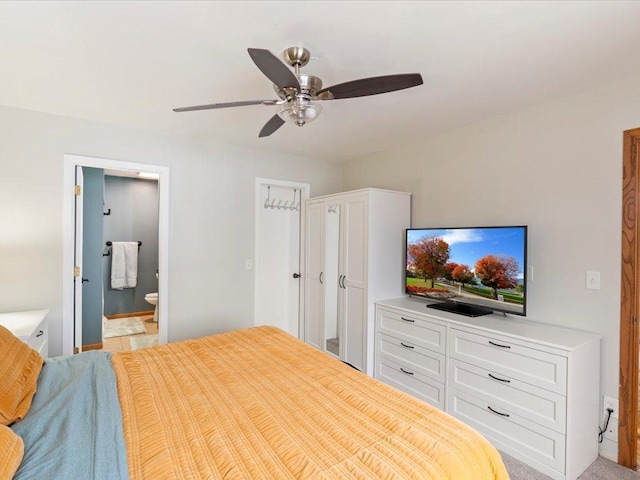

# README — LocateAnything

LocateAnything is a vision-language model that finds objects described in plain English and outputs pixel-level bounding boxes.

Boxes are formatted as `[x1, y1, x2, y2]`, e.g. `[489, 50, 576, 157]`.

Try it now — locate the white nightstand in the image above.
[0, 310, 49, 358]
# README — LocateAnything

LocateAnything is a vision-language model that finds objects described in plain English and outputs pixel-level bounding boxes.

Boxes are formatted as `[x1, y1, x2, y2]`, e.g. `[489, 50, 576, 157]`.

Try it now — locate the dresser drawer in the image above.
[448, 389, 565, 474]
[449, 359, 567, 434]
[0, 310, 49, 359]
[450, 328, 567, 394]
[28, 318, 48, 357]
[376, 332, 445, 383]
[376, 307, 446, 354]
[375, 356, 445, 409]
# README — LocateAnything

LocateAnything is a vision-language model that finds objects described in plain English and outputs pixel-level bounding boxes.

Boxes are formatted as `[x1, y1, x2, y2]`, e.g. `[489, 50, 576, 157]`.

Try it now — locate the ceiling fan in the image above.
[173, 46, 424, 138]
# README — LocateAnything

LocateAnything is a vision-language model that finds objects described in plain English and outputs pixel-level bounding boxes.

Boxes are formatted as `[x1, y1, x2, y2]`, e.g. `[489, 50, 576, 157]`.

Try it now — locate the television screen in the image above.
[405, 226, 527, 316]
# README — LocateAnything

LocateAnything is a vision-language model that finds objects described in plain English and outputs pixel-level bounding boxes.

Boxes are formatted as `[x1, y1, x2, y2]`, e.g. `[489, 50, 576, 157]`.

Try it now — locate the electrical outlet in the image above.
[586, 270, 601, 290]
[603, 395, 619, 419]
[604, 417, 618, 442]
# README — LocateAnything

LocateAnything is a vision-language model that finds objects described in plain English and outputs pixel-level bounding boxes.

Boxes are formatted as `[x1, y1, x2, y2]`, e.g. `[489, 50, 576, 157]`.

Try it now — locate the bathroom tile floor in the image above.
[101, 314, 158, 352]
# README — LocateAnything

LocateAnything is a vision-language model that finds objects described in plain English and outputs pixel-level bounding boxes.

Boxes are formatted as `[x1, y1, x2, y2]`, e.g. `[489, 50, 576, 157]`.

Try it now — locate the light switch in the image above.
[586, 271, 600, 290]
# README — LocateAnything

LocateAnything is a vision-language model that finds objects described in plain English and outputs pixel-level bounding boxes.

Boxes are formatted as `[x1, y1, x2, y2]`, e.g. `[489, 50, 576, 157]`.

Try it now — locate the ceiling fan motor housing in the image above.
[273, 74, 323, 100]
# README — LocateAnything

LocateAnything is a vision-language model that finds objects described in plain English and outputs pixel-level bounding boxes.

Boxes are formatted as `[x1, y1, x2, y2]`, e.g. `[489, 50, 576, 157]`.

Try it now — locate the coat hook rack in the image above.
[103, 208, 111, 216]
[264, 186, 271, 209]
[264, 186, 300, 211]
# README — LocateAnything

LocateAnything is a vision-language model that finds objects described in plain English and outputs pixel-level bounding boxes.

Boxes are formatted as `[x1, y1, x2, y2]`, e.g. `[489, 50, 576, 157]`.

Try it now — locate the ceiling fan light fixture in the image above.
[277, 97, 322, 127]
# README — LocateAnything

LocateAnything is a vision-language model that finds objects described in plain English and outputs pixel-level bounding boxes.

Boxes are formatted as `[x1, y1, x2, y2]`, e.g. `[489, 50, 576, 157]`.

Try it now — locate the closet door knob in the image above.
[82, 278, 89, 283]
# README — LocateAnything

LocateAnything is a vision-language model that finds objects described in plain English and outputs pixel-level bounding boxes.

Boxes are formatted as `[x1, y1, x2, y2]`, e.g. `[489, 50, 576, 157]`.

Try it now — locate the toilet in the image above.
[145, 292, 158, 323]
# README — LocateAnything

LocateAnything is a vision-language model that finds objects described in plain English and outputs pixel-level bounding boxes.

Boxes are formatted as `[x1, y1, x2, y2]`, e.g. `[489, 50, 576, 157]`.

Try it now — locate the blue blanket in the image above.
[11, 351, 129, 480]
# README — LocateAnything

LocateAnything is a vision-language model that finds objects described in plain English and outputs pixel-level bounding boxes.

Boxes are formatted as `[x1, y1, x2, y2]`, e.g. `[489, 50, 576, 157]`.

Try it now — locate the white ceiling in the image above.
[1, 1, 640, 162]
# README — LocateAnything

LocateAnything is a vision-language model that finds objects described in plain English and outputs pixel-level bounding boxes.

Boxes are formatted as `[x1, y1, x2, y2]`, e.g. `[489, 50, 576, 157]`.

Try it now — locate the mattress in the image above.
[112, 326, 509, 479]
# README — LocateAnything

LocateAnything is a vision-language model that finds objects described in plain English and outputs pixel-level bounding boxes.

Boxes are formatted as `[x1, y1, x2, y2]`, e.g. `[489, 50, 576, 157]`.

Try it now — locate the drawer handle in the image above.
[400, 317, 415, 323]
[400, 367, 414, 376]
[36, 330, 44, 338]
[488, 373, 510, 383]
[400, 342, 415, 349]
[487, 406, 510, 417]
[488, 340, 511, 349]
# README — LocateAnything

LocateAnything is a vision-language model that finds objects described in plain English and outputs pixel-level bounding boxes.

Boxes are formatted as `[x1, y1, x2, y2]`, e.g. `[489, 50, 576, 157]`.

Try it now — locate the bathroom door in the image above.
[73, 166, 105, 352]
[73, 166, 84, 353]
[80, 167, 104, 349]
[254, 179, 310, 337]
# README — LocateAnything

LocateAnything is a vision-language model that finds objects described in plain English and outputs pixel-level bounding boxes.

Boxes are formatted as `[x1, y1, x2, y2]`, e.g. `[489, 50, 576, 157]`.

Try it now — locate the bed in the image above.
[1, 324, 509, 479]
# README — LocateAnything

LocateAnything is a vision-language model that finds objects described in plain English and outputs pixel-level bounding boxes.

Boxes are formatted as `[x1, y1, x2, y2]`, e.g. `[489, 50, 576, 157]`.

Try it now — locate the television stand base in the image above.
[427, 302, 493, 317]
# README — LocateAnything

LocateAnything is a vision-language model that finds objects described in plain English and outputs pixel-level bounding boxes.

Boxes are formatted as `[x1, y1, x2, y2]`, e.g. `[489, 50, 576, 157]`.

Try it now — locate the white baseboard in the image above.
[598, 438, 617, 462]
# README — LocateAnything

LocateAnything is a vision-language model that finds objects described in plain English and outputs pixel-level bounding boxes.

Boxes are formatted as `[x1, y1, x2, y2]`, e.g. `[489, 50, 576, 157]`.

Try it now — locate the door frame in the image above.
[254, 178, 310, 338]
[62, 154, 170, 355]
[619, 127, 640, 468]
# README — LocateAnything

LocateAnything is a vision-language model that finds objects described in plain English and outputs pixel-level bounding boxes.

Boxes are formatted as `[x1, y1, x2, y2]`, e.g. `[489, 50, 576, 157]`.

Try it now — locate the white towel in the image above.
[110, 242, 138, 289]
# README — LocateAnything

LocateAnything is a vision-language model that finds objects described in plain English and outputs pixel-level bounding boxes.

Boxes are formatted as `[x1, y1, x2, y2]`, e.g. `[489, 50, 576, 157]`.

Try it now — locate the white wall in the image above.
[342, 70, 640, 458]
[0, 105, 343, 356]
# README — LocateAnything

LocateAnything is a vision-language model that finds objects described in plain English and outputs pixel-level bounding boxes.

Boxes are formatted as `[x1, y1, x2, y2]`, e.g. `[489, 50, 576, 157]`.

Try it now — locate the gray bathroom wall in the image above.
[103, 176, 159, 315]
[81, 167, 104, 346]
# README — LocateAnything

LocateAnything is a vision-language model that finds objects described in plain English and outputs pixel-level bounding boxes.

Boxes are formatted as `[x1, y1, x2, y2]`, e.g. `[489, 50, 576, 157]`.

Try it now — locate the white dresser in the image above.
[0, 310, 49, 358]
[374, 298, 601, 480]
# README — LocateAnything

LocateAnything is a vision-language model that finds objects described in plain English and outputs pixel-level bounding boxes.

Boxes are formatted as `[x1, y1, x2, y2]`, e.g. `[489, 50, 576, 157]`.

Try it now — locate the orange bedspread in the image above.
[112, 326, 509, 479]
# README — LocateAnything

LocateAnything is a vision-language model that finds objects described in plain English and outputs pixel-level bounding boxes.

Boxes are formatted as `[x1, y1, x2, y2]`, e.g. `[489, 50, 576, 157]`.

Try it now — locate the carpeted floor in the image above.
[103, 317, 146, 338]
[501, 452, 639, 479]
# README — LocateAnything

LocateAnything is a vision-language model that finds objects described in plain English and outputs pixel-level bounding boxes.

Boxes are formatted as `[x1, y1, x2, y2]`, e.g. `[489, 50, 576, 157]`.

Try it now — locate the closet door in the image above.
[341, 193, 368, 371]
[323, 201, 342, 358]
[304, 201, 325, 351]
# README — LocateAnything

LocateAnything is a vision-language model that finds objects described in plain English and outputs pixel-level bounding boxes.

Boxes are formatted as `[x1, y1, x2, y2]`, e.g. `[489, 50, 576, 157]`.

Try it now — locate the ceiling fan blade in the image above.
[248, 48, 300, 91]
[316, 73, 423, 100]
[173, 100, 277, 112]
[258, 114, 285, 138]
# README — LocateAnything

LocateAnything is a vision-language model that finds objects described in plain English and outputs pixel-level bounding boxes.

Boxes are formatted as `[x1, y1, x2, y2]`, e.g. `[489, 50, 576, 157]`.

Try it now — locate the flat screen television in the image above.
[405, 226, 527, 317]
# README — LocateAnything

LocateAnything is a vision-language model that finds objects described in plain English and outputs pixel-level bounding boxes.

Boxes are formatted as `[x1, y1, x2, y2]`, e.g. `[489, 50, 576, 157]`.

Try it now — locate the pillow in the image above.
[0, 424, 24, 479]
[0, 325, 43, 426]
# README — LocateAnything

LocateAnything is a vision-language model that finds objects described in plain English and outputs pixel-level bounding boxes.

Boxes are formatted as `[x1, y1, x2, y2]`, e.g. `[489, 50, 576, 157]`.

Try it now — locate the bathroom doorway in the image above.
[254, 178, 310, 338]
[100, 170, 160, 352]
[62, 154, 170, 356]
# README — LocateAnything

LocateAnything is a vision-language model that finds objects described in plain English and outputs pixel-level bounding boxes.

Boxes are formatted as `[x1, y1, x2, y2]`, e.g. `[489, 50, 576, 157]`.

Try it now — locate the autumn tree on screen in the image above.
[474, 254, 519, 299]
[443, 262, 458, 283]
[407, 237, 450, 288]
[452, 264, 475, 287]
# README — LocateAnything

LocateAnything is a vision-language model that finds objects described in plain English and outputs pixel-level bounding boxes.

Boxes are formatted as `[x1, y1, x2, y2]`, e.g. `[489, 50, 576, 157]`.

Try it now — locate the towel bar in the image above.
[103, 241, 142, 257]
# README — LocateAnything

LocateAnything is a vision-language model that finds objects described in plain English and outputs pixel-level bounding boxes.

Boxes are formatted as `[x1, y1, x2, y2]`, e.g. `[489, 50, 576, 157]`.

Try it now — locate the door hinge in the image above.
[73, 347, 79, 354]
[75, 184, 81, 196]
[74, 266, 80, 277]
